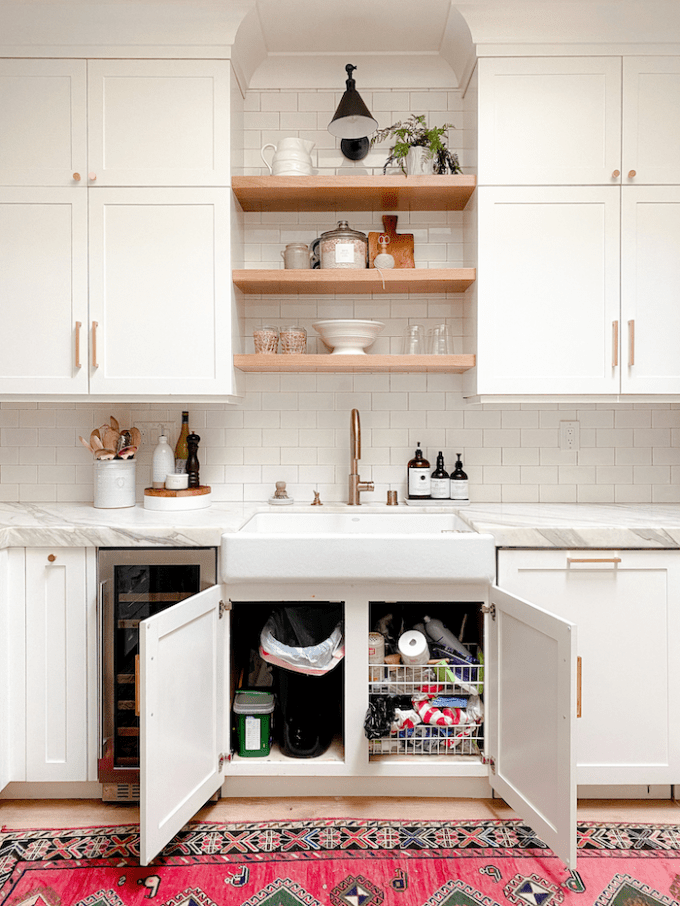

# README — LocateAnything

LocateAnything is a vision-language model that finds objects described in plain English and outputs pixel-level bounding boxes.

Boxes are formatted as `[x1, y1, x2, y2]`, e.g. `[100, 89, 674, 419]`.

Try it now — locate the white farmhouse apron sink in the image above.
[221, 510, 496, 583]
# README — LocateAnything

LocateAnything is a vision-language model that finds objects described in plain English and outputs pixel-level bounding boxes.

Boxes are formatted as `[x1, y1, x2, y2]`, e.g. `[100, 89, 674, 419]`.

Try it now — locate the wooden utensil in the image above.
[368, 215, 414, 269]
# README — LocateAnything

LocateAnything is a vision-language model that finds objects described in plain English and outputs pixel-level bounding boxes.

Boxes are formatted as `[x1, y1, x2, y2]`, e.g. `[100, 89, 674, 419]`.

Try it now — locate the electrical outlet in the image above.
[559, 421, 580, 451]
[137, 422, 174, 446]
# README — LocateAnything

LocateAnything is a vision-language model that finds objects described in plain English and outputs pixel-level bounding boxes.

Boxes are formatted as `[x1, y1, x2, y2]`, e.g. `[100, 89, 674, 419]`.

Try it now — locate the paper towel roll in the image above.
[398, 629, 429, 665]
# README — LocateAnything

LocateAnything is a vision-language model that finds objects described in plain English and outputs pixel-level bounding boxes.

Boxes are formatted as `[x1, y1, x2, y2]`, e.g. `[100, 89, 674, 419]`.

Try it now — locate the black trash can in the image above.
[259, 604, 344, 759]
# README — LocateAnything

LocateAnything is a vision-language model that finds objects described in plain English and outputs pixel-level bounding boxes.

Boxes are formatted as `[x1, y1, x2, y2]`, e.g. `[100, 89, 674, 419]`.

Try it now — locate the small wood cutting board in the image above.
[368, 215, 415, 269]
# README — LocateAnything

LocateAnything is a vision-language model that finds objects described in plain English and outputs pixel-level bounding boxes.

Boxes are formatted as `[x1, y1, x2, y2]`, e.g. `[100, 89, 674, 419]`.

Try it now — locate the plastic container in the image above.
[233, 690, 275, 758]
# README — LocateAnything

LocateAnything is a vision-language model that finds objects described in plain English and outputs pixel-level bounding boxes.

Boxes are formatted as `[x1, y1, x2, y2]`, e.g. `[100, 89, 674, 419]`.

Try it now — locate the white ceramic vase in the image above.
[405, 146, 434, 176]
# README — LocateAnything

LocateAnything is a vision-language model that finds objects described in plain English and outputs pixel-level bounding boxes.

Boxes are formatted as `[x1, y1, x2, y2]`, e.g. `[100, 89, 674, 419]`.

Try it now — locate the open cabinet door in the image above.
[486, 585, 577, 869]
[139, 585, 227, 865]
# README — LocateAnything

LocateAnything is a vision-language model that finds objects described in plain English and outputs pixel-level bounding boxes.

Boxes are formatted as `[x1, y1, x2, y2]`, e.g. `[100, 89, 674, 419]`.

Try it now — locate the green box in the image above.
[233, 690, 275, 758]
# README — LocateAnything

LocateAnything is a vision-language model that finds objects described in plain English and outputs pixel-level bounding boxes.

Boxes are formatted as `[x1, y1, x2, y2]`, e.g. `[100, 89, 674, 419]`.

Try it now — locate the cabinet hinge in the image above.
[219, 599, 232, 619]
[482, 755, 496, 774]
[481, 603, 496, 620]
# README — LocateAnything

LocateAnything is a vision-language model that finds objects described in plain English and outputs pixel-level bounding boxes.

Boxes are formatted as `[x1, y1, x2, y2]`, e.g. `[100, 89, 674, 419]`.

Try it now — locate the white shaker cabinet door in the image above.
[25, 548, 94, 783]
[476, 187, 621, 396]
[623, 57, 680, 185]
[0, 549, 11, 793]
[477, 57, 622, 185]
[87, 60, 231, 187]
[498, 550, 680, 785]
[140, 584, 226, 866]
[0, 188, 89, 394]
[88, 188, 235, 397]
[0, 60, 87, 187]
[620, 187, 680, 394]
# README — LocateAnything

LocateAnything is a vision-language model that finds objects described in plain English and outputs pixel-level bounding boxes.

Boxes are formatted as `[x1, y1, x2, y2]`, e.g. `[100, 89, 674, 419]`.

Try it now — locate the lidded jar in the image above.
[319, 220, 368, 270]
[281, 242, 311, 269]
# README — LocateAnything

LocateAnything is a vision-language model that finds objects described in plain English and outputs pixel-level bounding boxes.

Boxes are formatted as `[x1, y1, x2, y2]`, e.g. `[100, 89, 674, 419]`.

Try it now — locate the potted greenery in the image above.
[370, 114, 462, 175]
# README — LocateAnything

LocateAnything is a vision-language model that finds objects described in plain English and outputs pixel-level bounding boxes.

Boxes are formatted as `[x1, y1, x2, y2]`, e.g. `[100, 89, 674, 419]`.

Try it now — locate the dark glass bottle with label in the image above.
[407, 443, 431, 499]
[450, 452, 469, 503]
[430, 451, 450, 499]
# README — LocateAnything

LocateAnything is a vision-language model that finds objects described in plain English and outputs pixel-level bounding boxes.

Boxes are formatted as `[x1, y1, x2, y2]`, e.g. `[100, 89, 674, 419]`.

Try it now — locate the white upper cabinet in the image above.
[87, 60, 231, 187]
[478, 57, 622, 185]
[0, 188, 89, 393]
[620, 187, 680, 393]
[88, 188, 235, 397]
[0, 60, 87, 187]
[475, 186, 621, 396]
[623, 58, 680, 185]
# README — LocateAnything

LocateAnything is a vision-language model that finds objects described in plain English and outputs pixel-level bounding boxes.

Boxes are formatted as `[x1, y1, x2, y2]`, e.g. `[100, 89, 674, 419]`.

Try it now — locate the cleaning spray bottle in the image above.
[423, 614, 470, 658]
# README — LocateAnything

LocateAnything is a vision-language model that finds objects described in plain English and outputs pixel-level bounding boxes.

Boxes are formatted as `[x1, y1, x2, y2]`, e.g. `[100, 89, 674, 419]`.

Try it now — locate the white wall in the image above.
[1, 84, 679, 506]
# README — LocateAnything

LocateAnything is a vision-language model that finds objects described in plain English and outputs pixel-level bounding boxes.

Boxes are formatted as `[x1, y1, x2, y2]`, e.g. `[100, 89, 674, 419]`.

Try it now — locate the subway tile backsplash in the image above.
[2, 86, 680, 505]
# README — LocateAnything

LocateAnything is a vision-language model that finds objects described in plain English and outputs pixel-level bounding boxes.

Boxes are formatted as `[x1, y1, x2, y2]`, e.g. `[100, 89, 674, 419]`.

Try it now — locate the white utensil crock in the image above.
[93, 459, 136, 508]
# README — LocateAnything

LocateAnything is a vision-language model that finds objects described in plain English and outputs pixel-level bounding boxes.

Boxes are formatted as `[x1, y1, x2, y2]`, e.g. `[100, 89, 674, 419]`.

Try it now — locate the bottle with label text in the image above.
[174, 411, 190, 473]
[407, 443, 431, 499]
[450, 453, 469, 504]
[430, 451, 450, 499]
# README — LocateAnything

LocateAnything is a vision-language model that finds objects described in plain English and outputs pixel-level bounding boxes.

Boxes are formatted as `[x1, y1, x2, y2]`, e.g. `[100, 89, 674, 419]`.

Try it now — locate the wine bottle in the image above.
[450, 452, 469, 503]
[407, 442, 431, 499]
[174, 411, 190, 473]
[430, 451, 450, 499]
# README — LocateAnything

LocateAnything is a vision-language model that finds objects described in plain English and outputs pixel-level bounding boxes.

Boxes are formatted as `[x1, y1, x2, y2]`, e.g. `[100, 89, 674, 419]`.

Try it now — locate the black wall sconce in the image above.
[327, 63, 378, 161]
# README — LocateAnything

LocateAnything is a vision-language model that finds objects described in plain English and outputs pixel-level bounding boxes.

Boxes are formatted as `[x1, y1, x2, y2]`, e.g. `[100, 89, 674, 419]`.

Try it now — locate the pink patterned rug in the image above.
[2, 818, 680, 906]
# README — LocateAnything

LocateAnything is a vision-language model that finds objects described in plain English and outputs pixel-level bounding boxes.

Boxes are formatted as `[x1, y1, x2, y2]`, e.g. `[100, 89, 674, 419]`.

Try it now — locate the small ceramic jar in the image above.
[281, 242, 311, 269]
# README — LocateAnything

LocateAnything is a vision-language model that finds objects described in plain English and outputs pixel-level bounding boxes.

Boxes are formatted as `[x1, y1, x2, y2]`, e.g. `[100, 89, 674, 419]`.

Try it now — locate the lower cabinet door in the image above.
[498, 549, 680, 785]
[139, 584, 227, 866]
[487, 585, 577, 870]
[25, 548, 91, 782]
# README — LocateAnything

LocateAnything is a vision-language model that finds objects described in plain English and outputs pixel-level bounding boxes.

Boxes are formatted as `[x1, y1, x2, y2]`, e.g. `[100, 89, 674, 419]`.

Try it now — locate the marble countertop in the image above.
[0, 501, 679, 549]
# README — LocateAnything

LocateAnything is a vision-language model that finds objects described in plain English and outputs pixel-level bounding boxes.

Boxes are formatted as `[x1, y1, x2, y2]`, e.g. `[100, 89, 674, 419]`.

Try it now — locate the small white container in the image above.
[165, 472, 189, 490]
[93, 459, 136, 509]
[398, 629, 429, 665]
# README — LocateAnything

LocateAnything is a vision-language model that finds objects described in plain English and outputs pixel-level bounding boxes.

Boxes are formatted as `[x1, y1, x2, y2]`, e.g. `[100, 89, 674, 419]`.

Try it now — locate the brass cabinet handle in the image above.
[47, 554, 57, 562]
[577, 656, 582, 718]
[568, 557, 622, 564]
[75, 320, 82, 369]
[628, 169, 637, 178]
[92, 321, 99, 368]
[612, 169, 620, 178]
[612, 320, 619, 367]
[628, 319, 635, 366]
[72, 172, 81, 182]
[88, 172, 97, 181]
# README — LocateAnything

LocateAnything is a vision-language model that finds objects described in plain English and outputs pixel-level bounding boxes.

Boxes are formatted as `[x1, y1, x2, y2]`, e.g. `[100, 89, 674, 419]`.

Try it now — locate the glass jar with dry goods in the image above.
[279, 326, 307, 354]
[253, 325, 279, 354]
[319, 220, 368, 270]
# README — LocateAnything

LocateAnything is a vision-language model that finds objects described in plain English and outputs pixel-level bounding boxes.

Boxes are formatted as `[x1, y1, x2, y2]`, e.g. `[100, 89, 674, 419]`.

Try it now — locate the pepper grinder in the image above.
[186, 433, 201, 488]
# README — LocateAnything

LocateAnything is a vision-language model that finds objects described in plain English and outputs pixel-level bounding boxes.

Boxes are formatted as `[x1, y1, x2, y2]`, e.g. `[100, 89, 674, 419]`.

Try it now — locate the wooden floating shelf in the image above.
[231, 175, 477, 213]
[234, 354, 475, 374]
[232, 268, 476, 295]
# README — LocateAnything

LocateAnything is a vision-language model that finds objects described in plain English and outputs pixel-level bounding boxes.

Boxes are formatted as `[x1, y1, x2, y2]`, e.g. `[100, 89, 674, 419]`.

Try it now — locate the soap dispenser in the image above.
[152, 429, 175, 488]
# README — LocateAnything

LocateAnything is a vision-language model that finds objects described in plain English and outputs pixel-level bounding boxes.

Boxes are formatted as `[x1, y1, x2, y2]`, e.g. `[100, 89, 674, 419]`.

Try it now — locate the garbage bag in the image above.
[260, 605, 344, 675]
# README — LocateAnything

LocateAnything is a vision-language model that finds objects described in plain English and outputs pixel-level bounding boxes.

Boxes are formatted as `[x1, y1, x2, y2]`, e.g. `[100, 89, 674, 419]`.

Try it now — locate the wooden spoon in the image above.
[117, 445, 138, 459]
[79, 435, 94, 454]
[102, 426, 120, 452]
[95, 448, 116, 460]
[110, 415, 120, 433]
[129, 427, 141, 448]
[91, 434, 104, 451]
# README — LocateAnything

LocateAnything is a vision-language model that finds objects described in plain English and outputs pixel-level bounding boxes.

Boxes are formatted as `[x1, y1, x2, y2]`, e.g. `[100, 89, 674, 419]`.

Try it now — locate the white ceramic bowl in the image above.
[312, 319, 385, 355]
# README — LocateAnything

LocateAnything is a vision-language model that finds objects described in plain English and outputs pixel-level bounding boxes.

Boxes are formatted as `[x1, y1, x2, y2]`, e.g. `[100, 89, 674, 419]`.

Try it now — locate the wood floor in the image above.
[2, 797, 680, 830]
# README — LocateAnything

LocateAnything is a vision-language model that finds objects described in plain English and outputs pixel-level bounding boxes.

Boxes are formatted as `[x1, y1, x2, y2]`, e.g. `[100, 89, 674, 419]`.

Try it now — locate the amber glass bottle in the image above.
[407, 442, 431, 499]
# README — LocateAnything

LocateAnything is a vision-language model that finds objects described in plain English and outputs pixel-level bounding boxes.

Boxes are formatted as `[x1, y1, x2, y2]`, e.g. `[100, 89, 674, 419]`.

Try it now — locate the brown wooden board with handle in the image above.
[368, 215, 414, 268]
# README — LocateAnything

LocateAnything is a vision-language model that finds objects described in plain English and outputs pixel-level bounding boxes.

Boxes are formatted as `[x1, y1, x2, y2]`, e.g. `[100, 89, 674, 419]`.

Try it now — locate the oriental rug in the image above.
[1, 819, 680, 906]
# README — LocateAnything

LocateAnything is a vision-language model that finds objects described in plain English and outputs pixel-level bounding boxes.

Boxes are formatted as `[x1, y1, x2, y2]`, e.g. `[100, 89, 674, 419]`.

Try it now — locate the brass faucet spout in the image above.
[348, 408, 374, 505]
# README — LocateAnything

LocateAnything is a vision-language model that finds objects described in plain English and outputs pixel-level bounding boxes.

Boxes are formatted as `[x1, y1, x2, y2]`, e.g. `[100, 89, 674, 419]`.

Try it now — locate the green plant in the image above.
[370, 114, 462, 175]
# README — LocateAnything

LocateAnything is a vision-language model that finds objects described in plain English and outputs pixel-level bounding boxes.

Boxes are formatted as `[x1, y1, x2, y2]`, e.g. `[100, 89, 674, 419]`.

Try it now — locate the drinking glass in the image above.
[402, 324, 424, 354]
[428, 323, 453, 355]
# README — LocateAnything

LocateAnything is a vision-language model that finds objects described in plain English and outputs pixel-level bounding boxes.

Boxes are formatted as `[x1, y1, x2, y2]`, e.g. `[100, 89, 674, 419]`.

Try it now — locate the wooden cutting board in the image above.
[368, 215, 415, 269]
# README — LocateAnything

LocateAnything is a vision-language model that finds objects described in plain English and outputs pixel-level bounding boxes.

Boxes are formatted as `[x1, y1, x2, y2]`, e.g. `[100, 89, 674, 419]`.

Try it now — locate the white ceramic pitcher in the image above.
[261, 138, 315, 175]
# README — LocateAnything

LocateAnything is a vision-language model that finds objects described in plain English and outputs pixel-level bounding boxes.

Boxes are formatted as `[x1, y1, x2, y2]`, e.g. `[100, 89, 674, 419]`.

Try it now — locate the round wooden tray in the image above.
[143, 485, 212, 510]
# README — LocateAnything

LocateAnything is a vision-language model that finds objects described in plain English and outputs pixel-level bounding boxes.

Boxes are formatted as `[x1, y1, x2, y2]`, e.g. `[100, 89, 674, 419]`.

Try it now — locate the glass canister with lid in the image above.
[319, 220, 368, 270]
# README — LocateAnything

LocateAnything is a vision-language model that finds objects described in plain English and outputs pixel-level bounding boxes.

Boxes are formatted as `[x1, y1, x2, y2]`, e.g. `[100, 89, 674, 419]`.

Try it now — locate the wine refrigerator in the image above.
[97, 547, 217, 802]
